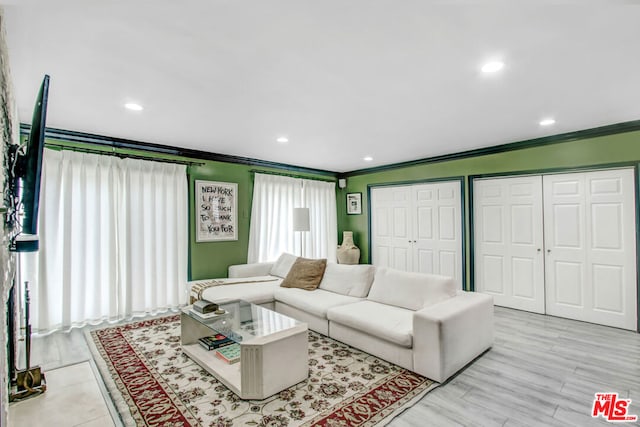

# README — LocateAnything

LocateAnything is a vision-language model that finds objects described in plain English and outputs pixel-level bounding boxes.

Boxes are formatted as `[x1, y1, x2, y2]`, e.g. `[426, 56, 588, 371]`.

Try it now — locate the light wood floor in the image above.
[391, 307, 640, 427]
[13, 307, 640, 426]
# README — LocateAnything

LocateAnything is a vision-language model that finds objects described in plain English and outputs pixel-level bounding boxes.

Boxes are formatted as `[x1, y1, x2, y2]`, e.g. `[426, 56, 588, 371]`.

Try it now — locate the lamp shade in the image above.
[293, 207, 310, 232]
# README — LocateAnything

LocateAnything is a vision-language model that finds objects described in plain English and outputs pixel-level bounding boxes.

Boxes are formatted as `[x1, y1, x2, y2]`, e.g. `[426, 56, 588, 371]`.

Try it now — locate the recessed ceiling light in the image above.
[276, 136, 289, 144]
[363, 156, 373, 162]
[124, 103, 143, 111]
[481, 61, 504, 73]
[539, 118, 556, 126]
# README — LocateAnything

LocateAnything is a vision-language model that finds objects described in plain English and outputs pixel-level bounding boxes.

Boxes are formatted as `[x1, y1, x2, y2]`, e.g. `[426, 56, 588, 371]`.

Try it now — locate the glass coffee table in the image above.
[181, 299, 308, 399]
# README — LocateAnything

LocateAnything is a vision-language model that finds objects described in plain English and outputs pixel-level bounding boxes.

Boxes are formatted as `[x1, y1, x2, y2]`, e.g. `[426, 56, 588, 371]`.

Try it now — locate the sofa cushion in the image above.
[201, 279, 282, 305]
[269, 253, 299, 278]
[280, 258, 327, 290]
[327, 300, 414, 348]
[366, 267, 456, 311]
[274, 288, 362, 318]
[229, 262, 275, 278]
[318, 263, 375, 297]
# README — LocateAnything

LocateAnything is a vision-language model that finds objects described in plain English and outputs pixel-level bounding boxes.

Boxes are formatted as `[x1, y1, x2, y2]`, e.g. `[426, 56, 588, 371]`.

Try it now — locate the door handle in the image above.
[537, 248, 541, 252]
[547, 249, 551, 253]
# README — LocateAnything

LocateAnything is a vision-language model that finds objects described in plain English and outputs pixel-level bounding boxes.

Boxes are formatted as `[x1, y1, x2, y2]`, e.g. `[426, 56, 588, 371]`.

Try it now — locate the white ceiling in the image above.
[4, 1, 640, 173]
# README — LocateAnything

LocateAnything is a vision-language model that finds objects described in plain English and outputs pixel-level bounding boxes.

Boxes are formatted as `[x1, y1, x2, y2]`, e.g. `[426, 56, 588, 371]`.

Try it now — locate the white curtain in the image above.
[303, 179, 337, 260]
[248, 174, 301, 263]
[248, 173, 337, 263]
[22, 149, 188, 332]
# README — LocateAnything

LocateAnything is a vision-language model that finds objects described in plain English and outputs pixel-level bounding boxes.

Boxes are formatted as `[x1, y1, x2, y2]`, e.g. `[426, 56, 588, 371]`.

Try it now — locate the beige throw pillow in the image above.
[280, 258, 327, 291]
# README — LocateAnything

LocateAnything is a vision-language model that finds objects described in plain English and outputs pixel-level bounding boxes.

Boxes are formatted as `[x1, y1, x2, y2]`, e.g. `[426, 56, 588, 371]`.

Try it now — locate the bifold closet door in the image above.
[370, 186, 413, 271]
[370, 181, 463, 287]
[544, 169, 637, 330]
[474, 176, 546, 313]
[412, 182, 463, 285]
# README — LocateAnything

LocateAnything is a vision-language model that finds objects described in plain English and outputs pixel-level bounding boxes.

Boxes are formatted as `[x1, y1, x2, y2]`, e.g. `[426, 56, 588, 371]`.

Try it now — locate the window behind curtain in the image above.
[22, 149, 188, 332]
[248, 173, 337, 263]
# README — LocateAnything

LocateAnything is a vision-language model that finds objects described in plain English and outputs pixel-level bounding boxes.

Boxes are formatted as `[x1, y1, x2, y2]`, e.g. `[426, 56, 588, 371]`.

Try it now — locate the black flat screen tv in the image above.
[10, 74, 49, 251]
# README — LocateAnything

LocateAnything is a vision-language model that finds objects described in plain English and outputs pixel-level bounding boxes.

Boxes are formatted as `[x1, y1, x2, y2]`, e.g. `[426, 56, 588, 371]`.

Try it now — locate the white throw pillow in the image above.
[366, 267, 456, 311]
[269, 253, 299, 278]
[318, 263, 376, 297]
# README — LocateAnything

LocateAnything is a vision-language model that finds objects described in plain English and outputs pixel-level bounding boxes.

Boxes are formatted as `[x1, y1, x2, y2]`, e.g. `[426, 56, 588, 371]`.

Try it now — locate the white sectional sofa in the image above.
[188, 254, 493, 383]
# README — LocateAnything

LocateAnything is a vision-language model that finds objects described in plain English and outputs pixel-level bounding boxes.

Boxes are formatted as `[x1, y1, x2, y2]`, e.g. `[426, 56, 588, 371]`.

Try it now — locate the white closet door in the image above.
[544, 169, 637, 330]
[370, 186, 412, 271]
[413, 182, 463, 286]
[371, 182, 463, 286]
[474, 176, 545, 313]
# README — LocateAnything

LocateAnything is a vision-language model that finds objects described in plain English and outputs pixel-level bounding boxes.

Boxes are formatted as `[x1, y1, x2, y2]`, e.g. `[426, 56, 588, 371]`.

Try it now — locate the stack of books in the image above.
[198, 334, 234, 351]
[215, 343, 241, 364]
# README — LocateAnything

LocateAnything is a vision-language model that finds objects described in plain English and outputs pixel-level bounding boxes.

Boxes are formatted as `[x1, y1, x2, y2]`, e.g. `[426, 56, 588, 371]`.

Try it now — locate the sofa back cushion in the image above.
[280, 258, 327, 291]
[318, 263, 376, 297]
[366, 267, 456, 311]
[269, 253, 298, 278]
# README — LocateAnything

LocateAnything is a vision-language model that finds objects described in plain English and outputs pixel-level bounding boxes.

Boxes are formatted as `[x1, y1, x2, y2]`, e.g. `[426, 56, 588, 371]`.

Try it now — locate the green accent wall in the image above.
[43, 137, 333, 281]
[187, 162, 331, 280]
[338, 130, 640, 290]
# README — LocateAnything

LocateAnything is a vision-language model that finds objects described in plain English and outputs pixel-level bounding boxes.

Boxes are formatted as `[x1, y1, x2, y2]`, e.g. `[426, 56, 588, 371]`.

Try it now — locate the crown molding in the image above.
[344, 119, 640, 177]
[19, 124, 338, 177]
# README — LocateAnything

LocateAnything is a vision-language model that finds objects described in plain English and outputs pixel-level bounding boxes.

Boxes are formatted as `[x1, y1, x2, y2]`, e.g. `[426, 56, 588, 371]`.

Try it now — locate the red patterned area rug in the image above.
[87, 315, 438, 426]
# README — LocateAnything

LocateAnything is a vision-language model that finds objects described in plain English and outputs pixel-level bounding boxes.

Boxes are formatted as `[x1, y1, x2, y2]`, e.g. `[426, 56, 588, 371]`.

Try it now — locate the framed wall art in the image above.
[346, 192, 362, 215]
[195, 180, 238, 242]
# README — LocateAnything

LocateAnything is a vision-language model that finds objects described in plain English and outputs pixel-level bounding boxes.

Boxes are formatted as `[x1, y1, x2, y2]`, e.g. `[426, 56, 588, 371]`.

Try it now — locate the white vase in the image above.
[337, 231, 360, 265]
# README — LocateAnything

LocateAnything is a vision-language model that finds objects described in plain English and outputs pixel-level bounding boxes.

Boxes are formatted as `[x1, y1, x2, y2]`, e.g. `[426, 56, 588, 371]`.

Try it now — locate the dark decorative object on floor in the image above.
[9, 282, 46, 401]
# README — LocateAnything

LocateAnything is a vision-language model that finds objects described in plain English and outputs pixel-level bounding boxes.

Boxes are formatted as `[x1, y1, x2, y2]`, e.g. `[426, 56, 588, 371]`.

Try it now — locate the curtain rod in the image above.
[250, 169, 336, 182]
[45, 143, 205, 166]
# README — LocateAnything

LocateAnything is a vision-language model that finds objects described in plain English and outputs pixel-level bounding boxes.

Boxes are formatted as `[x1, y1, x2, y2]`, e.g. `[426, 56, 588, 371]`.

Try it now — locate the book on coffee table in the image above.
[198, 334, 233, 351]
[189, 307, 228, 320]
[215, 343, 241, 364]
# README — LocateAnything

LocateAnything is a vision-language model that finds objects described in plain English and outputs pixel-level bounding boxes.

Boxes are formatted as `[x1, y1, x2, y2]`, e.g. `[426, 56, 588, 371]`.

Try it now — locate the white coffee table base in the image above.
[181, 312, 308, 400]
